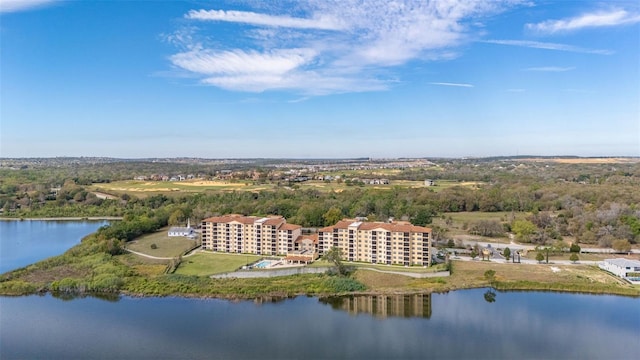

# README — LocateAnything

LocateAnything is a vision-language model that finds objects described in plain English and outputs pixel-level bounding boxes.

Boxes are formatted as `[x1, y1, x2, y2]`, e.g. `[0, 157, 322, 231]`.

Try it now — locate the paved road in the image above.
[125, 246, 201, 260]
[451, 255, 599, 266]
[457, 238, 639, 255]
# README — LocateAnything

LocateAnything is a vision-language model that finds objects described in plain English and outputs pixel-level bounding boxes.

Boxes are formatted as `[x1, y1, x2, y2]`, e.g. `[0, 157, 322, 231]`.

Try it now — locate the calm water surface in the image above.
[0, 220, 108, 273]
[1, 291, 638, 359]
[1, 220, 639, 359]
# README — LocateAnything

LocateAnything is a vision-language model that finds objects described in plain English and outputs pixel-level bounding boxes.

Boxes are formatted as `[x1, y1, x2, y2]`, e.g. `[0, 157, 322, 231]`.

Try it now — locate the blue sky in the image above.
[1, 0, 639, 158]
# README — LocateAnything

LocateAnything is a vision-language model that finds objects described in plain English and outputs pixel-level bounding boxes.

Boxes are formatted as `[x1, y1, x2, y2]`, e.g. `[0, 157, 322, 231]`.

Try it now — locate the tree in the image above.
[469, 220, 504, 237]
[569, 243, 581, 253]
[484, 269, 496, 283]
[325, 246, 346, 276]
[470, 248, 478, 259]
[535, 252, 545, 263]
[412, 207, 433, 226]
[570, 253, 579, 263]
[512, 220, 537, 243]
[168, 209, 185, 226]
[322, 207, 343, 226]
[612, 239, 631, 253]
[503, 247, 511, 261]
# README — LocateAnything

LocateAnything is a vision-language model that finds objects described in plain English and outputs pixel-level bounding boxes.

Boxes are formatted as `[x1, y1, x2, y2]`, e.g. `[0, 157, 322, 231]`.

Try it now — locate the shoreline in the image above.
[3, 280, 639, 300]
[0, 216, 123, 221]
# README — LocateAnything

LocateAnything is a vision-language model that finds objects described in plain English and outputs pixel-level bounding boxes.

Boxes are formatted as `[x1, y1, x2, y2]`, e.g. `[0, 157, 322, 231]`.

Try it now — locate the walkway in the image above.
[125, 246, 201, 260]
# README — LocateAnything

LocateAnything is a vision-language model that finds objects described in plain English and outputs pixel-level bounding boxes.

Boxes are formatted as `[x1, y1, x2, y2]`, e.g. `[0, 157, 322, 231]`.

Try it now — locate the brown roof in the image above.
[280, 223, 302, 231]
[358, 222, 392, 231]
[318, 219, 356, 232]
[294, 234, 318, 244]
[263, 217, 285, 226]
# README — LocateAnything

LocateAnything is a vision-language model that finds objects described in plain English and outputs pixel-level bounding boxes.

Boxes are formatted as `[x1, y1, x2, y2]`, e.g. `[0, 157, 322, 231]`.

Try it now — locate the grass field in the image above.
[431, 211, 526, 241]
[91, 178, 483, 197]
[309, 259, 448, 273]
[175, 252, 261, 276]
[520, 252, 633, 262]
[117, 253, 168, 276]
[126, 228, 197, 258]
[354, 259, 639, 296]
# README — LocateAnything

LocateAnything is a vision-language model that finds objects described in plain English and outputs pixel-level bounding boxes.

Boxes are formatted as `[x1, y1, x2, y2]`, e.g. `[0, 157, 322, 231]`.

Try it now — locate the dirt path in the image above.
[125, 246, 201, 260]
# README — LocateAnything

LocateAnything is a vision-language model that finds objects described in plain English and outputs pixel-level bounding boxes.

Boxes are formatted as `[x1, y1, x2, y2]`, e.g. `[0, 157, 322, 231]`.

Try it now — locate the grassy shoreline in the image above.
[2, 253, 638, 298]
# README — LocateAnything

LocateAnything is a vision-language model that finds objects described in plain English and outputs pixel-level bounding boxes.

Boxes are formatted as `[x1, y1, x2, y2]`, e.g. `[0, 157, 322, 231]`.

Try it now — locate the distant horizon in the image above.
[1, 154, 639, 161]
[2, 1, 638, 158]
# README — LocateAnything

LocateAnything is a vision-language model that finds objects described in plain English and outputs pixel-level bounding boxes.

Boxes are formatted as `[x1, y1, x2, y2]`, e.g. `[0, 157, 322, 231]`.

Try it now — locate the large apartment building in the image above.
[201, 214, 432, 267]
[201, 214, 302, 255]
[318, 219, 432, 266]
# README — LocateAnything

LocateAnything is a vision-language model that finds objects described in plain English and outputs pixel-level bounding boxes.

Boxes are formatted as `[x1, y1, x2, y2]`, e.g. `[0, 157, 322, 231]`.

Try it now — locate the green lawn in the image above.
[175, 252, 261, 276]
[127, 228, 197, 258]
[308, 259, 448, 273]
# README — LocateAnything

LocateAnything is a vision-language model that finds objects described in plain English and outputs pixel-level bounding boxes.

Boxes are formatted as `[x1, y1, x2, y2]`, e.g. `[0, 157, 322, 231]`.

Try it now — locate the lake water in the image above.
[1, 291, 639, 359]
[0, 220, 108, 274]
[1, 221, 639, 359]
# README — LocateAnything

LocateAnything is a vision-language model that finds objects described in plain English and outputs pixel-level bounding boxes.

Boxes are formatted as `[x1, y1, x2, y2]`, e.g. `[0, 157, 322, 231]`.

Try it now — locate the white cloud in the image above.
[524, 66, 575, 72]
[170, 48, 316, 76]
[526, 9, 640, 34]
[185, 9, 344, 30]
[484, 40, 613, 55]
[0, 0, 54, 13]
[429, 82, 474, 88]
[168, 0, 525, 94]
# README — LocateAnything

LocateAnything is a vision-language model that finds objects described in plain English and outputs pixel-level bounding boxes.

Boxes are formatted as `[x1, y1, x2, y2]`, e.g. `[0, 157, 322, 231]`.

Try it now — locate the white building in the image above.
[599, 258, 640, 283]
[168, 219, 196, 238]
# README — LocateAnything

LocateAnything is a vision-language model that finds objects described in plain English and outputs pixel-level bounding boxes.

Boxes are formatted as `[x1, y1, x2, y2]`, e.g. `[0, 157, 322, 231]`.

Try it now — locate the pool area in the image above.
[253, 259, 280, 269]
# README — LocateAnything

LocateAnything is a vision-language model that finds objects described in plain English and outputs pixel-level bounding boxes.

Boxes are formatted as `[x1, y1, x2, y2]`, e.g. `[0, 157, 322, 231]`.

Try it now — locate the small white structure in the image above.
[168, 219, 196, 238]
[425, 179, 435, 186]
[599, 258, 640, 283]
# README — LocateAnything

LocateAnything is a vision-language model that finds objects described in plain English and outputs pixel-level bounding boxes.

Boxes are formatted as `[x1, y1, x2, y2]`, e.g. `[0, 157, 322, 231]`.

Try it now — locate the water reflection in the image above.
[320, 294, 432, 318]
[483, 289, 497, 303]
[50, 291, 121, 302]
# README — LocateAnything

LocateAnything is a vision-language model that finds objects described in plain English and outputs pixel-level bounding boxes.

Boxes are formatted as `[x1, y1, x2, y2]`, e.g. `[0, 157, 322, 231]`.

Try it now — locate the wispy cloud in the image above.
[526, 9, 640, 34]
[168, 0, 525, 95]
[0, 0, 55, 13]
[429, 82, 474, 88]
[524, 66, 575, 72]
[185, 9, 344, 30]
[484, 40, 613, 55]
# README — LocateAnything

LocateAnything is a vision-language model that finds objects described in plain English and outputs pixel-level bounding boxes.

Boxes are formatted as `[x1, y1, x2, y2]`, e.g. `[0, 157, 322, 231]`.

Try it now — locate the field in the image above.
[432, 211, 527, 241]
[520, 252, 634, 262]
[355, 260, 640, 296]
[309, 259, 448, 273]
[90, 178, 483, 197]
[520, 157, 640, 164]
[126, 228, 197, 258]
[174, 252, 261, 276]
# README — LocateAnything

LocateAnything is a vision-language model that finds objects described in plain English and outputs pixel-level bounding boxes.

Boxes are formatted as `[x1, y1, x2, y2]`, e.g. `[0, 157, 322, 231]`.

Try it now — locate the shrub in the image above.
[324, 277, 366, 292]
[569, 253, 579, 263]
[150, 243, 158, 249]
